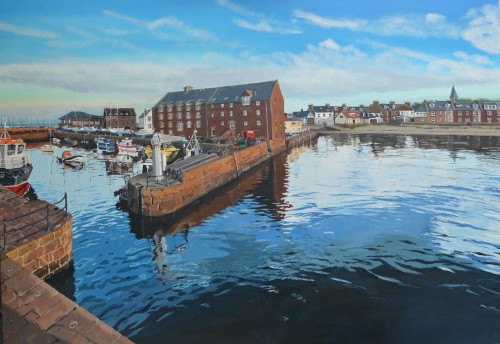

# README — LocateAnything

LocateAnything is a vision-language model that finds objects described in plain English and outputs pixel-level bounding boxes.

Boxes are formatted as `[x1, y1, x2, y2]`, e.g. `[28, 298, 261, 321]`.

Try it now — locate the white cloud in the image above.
[0, 22, 57, 39]
[103, 10, 224, 44]
[218, 0, 301, 34]
[453, 51, 493, 65]
[294, 10, 460, 38]
[462, 5, 500, 55]
[294, 10, 362, 30]
[233, 19, 302, 34]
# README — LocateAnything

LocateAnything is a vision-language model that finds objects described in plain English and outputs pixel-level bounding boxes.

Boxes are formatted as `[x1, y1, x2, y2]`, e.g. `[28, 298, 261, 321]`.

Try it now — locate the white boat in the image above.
[0, 120, 33, 196]
[95, 137, 116, 154]
[42, 144, 56, 153]
[117, 138, 143, 158]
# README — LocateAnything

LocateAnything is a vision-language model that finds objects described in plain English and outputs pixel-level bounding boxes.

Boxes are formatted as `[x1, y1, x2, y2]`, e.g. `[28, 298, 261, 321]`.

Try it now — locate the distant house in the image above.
[424, 100, 452, 124]
[285, 115, 303, 134]
[396, 102, 415, 122]
[480, 101, 500, 123]
[58, 111, 102, 128]
[412, 104, 427, 123]
[103, 108, 137, 131]
[337, 110, 361, 124]
[138, 108, 154, 131]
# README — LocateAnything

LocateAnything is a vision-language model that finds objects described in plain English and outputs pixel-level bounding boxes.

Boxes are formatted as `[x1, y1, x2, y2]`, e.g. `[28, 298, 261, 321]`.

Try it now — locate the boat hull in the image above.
[0, 165, 33, 186]
[5, 181, 31, 197]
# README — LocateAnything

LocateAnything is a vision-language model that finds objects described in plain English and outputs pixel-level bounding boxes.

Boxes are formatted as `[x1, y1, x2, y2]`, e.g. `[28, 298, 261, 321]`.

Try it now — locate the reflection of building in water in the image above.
[326, 133, 500, 158]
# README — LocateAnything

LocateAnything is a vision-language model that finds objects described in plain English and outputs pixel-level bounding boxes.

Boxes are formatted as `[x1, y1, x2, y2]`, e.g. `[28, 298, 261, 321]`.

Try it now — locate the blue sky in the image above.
[1, 0, 499, 121]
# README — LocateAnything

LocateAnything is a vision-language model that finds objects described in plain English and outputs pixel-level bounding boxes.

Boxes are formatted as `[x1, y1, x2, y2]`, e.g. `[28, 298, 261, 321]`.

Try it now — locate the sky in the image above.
[1, 0, 500, 122]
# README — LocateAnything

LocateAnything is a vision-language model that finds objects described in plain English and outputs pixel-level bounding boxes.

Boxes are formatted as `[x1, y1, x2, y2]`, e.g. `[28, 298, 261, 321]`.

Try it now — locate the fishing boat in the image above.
[144, 142, 180, 163]
[117, 138, 143, 158]
[0, 121, 34, 196]
[95, 137, 116, 154]
[57, 150, 85, 168]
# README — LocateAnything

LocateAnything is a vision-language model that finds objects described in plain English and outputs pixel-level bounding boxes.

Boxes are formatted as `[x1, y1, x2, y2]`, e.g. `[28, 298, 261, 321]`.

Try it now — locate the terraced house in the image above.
[152, 81, 285, 150]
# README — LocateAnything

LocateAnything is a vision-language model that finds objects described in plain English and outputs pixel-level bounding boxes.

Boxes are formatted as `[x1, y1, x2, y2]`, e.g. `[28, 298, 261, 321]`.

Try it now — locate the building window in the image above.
[159, 114, 164, 120]
[177, 113, 182, 120]
[229, 121, 235, 129]
[244, 121, 248, 126]
[196, 112, 201, 119]
[177, 105, 182, 111]
[221, 111, 224, 117]
[256, 101, 260, 106]
[168, 129, 173, 135]
[257, 120, 261, 125]
[196, 104, 201, 111]
[221, 103, 224, 108]
[242, 96, 250, 106]
[168, 113, 173, 120]
[186, 105, 191, 111]
[230, 111, 233, 117]
[186, 113, 191, 119]
[196, 121, 201, 128]
[243, 110, 248, 116]
[187, 121, 192, 128]
[256, 110, 261, 116]
[160, 122, 164, 128]
[167, 105, 173, 112]
[168, 121, 173, 128]
[211, 113, 214, 118]
[230, 103, 233, 108]
[221, 121, 224, 125]
[177, 122, 183, 131]
[487, 111, 492, 116]
[431, 112, 435, 116]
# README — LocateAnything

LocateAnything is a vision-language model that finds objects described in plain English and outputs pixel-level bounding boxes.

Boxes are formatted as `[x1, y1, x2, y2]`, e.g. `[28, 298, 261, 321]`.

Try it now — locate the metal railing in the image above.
[2, 192, 68, 252]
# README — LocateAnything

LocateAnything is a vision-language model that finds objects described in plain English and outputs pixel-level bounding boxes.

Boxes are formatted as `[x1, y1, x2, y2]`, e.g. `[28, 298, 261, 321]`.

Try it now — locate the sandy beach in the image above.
[317, 124, 500, 137]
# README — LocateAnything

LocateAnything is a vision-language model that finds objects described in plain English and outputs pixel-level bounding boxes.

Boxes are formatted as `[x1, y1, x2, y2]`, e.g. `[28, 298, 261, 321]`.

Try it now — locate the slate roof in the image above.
[291, 110, 312, 119]
[426, 100, 452, 111]
[157, 80, 278, 106]
[59, 111, 100, 120]
[414, 104, 426, 113]
[103, 108, 136, 116]
[452, 100, 478, 111]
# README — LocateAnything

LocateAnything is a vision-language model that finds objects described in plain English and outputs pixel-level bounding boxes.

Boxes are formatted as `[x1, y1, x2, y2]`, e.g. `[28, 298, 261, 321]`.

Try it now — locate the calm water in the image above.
[27, 134, 499, 343]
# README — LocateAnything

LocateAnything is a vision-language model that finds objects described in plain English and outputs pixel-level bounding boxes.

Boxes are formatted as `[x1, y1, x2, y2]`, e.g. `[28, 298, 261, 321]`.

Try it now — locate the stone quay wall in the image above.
[138, 141, 270, 217]
[5, 217, 73, 280]
[0, 186, 73, 280]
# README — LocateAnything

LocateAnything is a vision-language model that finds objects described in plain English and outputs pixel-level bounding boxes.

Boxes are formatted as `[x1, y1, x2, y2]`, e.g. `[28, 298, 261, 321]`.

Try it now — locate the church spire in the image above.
[450, 85, 458, 101]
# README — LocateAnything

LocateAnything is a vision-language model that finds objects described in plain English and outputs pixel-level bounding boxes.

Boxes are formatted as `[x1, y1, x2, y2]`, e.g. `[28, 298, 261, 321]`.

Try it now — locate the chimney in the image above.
[308, 104, 314, 111]
[184, 85, 193, 94]
[373, 100, 379, 106]
[325, 103, 330, 107]
[405, 101, 410, 106]
[389, 100, 395, 105]
[360, 104, 365, 108]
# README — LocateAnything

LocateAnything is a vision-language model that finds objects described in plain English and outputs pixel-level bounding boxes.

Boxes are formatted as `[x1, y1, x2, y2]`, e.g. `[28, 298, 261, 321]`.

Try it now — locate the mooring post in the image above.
[151, 133, 164, 181]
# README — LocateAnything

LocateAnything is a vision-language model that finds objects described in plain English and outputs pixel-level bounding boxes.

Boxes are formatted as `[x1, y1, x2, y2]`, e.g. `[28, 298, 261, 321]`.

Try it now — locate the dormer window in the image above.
[242, 96, 250, 106]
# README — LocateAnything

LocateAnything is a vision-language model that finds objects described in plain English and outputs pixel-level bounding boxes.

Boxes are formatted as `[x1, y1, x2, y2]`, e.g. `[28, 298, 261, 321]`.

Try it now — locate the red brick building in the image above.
[152, 80, 285, 150]
[103, 108, 137, 131]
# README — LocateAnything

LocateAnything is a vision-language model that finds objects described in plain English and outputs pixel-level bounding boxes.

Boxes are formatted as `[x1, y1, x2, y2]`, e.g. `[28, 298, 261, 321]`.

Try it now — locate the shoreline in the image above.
[316, 124, 500, 137]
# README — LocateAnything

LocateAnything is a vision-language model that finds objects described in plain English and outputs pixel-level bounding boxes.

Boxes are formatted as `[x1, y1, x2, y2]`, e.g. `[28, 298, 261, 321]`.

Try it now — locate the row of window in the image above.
[159, 120, 262, 132]
[159, 100, 262, 113]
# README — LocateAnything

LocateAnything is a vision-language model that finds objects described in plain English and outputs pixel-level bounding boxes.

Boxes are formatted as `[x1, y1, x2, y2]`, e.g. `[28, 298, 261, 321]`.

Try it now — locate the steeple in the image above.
[450, 85, 458, 101]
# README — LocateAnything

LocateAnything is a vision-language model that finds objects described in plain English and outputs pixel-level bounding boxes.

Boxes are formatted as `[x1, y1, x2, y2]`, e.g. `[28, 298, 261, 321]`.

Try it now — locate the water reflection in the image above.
[34, 135, 500, 343]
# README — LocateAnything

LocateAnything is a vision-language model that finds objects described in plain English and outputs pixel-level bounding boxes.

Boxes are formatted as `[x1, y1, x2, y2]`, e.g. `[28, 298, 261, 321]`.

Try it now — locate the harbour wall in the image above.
[129, 132, 317, 217]
[131, 141, 271, 217]
[1, 188, 73, 280]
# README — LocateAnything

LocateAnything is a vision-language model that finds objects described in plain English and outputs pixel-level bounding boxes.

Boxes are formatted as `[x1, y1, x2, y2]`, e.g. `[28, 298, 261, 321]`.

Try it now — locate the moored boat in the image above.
[0, 121, 34, 196]
[96, 137, 116, 154]
[117, 138, 143, 158]
[57, 150, 85, 168]
[144, 142, 180, 162]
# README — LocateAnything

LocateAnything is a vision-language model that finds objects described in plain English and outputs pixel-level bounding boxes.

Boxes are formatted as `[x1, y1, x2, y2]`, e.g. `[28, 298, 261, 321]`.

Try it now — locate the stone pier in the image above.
[1, 186, 133, 343]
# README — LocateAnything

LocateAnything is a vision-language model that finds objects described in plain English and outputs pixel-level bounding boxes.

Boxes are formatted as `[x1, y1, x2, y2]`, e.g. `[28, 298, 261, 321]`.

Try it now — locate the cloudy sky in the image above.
[1, 0, 499, 121]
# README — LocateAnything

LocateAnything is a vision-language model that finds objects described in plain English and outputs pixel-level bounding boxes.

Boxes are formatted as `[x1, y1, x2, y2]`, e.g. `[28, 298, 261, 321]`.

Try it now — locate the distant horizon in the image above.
[1, 1, 499, 121]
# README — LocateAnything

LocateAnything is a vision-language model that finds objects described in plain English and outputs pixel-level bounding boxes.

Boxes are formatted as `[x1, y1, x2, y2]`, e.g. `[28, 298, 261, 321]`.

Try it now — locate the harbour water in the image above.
[27, 134, 499, 343]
